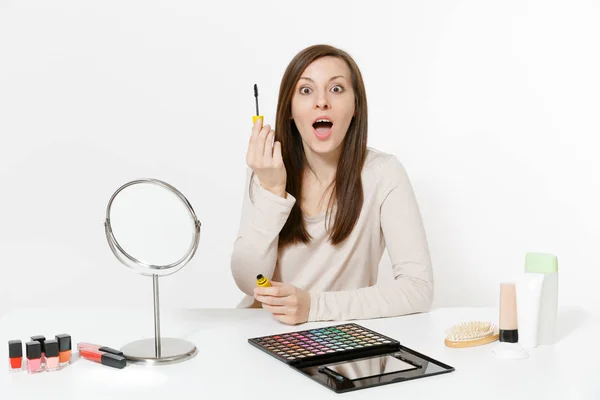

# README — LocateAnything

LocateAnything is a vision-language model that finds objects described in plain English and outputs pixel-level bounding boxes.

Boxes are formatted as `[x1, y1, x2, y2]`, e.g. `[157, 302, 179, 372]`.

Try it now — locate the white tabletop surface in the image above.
[1, 305, 598, 399]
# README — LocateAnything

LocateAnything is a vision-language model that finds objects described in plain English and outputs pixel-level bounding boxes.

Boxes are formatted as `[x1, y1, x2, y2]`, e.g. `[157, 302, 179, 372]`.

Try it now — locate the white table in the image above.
[1, 306, 598, 399]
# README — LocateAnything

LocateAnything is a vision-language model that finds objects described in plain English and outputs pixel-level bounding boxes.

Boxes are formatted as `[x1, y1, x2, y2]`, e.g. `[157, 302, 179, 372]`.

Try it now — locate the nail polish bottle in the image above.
[56, 334, 72, 366]
[8, 340, 23, 371]
[26, 341, 43, 374]
[30, 335, 46, 366]
[44, 340, 60, 371]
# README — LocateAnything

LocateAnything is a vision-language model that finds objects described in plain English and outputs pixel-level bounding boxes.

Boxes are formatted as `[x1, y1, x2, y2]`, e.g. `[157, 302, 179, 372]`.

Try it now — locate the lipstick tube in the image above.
[26, 341, 43, 374]
[77, 342, 124, 356]
[55, 334, 72, 366]
[8, 340, 23, 371]
[44, 340, 60, 371]
[80, 348, 126, 369]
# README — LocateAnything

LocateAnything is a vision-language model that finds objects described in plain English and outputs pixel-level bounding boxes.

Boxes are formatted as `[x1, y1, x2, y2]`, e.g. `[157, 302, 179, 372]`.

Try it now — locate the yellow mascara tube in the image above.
[256, 274, 271, 288]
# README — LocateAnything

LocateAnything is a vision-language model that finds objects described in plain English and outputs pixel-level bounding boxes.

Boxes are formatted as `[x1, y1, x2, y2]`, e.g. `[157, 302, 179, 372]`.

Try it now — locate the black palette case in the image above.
[248, 322, 455, 393]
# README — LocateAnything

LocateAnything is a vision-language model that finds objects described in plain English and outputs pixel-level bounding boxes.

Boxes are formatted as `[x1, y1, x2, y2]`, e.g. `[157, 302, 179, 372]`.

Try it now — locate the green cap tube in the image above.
[525, 252, 558, 274]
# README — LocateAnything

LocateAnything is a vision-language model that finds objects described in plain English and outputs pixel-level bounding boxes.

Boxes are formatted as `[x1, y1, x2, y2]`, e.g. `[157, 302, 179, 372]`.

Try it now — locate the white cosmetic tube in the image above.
[516, 273, 544, 348]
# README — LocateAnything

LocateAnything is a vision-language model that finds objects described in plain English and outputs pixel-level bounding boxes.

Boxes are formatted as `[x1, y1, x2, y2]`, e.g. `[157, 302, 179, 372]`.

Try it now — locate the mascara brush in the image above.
[253, 83, 263, 125]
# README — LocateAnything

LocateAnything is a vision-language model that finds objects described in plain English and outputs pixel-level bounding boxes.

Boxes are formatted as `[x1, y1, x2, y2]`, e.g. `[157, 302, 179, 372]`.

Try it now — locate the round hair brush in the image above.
[444, 321, 499, 348]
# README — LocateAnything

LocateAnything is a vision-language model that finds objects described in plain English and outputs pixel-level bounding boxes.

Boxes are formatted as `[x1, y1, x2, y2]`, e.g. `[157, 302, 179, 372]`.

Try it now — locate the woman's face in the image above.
[291, 56, 355, 157]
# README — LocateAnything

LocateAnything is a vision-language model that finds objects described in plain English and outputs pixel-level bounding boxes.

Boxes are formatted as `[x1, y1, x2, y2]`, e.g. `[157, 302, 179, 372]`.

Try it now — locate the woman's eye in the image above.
[331, 85, 343, 93]
[300, 87, 312, 94]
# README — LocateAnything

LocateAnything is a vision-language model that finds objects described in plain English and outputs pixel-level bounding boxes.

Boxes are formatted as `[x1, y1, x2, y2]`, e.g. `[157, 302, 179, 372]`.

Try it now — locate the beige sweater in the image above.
[230, 148, 434, 322]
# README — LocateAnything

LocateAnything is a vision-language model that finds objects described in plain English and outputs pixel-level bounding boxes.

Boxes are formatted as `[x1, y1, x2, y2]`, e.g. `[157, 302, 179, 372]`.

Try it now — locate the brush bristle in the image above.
[445, 321, 497, 342]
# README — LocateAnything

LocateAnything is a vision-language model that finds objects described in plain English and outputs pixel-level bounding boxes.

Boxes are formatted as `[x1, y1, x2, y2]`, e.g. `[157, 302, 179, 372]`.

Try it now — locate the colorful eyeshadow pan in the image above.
[248, 323, 399, 365]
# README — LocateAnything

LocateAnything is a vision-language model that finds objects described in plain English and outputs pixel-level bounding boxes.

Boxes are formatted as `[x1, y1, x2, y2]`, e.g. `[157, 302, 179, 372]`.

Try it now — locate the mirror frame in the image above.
[104, 179, 201, 277]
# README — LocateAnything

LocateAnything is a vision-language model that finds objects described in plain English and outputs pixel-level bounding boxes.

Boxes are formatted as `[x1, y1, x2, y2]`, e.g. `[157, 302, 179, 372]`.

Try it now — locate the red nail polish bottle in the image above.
[8, 340, 23, 371]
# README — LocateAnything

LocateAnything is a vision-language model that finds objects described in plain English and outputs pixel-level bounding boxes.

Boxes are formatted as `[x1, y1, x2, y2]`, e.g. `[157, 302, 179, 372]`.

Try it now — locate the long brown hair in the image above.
[252, 44, 368, 247]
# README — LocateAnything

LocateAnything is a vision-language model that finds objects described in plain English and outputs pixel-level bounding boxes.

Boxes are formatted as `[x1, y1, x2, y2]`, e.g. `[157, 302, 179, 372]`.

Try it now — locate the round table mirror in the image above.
[104, 179, 201, 365]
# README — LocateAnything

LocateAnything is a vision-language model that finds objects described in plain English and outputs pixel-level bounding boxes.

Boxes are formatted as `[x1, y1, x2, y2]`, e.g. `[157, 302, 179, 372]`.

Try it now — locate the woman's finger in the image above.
[254, 286, 281, 297]
[262, 303, 288, 314]
[254, 124, 271, 161]
[248, 116, 263, 147]
[272, 141, 283, 165]
[263, 130, 275, 158]
[270, 283, 295, 297]
[255, 294, 286, 306]
[273, 313, 296, 325]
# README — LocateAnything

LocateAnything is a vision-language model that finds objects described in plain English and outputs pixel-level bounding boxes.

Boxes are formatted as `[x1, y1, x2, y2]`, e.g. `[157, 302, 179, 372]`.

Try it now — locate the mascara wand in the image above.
[254, 84, 260, 115]
[253, 83, 263, 125]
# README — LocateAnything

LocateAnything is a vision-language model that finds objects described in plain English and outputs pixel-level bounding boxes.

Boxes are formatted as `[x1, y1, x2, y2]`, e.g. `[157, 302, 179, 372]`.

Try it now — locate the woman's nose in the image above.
[313, 93, 331, 110]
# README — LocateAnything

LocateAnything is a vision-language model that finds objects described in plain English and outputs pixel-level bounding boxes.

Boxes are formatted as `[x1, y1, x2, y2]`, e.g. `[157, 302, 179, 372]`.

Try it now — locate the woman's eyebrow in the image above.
[299, 75, 348, 82]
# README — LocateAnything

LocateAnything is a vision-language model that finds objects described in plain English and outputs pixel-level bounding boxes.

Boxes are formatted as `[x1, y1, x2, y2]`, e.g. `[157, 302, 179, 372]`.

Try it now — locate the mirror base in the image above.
[121, 337, 198, 366]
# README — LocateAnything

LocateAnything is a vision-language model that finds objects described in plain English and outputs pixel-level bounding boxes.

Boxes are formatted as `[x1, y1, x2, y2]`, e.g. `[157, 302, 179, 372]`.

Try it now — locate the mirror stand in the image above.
[119, 274, 198, 366]
[104, 179, 201, 366]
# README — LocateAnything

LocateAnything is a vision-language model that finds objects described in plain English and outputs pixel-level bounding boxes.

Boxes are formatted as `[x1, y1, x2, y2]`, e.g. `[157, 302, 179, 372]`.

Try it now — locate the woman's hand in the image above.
[254, 281, 311, 325]
[246, 118, 287, 198]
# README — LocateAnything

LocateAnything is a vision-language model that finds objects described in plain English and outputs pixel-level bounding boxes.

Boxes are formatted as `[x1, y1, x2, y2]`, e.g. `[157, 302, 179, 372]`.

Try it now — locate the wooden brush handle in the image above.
[445, 333, 500, 348]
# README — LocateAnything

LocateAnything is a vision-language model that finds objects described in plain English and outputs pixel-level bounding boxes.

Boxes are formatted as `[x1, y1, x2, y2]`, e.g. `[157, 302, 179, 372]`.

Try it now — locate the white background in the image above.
[1, 0, 598, 319]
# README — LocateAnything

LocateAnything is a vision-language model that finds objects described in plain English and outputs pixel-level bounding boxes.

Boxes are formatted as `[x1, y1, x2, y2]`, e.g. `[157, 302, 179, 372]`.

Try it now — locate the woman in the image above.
[230, 44, 433, 325]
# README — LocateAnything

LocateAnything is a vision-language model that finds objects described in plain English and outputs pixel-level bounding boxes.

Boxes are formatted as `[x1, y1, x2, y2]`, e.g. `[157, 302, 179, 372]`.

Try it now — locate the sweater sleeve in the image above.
[230, 168, 296, 296]
[307, 156, 434, 322]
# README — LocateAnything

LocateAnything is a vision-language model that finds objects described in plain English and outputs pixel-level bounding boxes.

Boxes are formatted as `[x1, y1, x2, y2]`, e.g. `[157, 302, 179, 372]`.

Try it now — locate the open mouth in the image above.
[312, 117, 334, 138]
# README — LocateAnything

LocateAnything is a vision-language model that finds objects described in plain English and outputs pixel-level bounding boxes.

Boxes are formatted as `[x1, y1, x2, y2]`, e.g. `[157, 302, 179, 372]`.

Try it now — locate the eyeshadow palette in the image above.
[248, 322, 455, 394]
[248, 323, 399, 365]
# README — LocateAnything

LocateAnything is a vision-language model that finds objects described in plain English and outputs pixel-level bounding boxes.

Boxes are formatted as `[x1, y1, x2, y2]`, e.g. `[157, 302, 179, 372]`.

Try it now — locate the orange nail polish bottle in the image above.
[56, 334, 72, 367]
